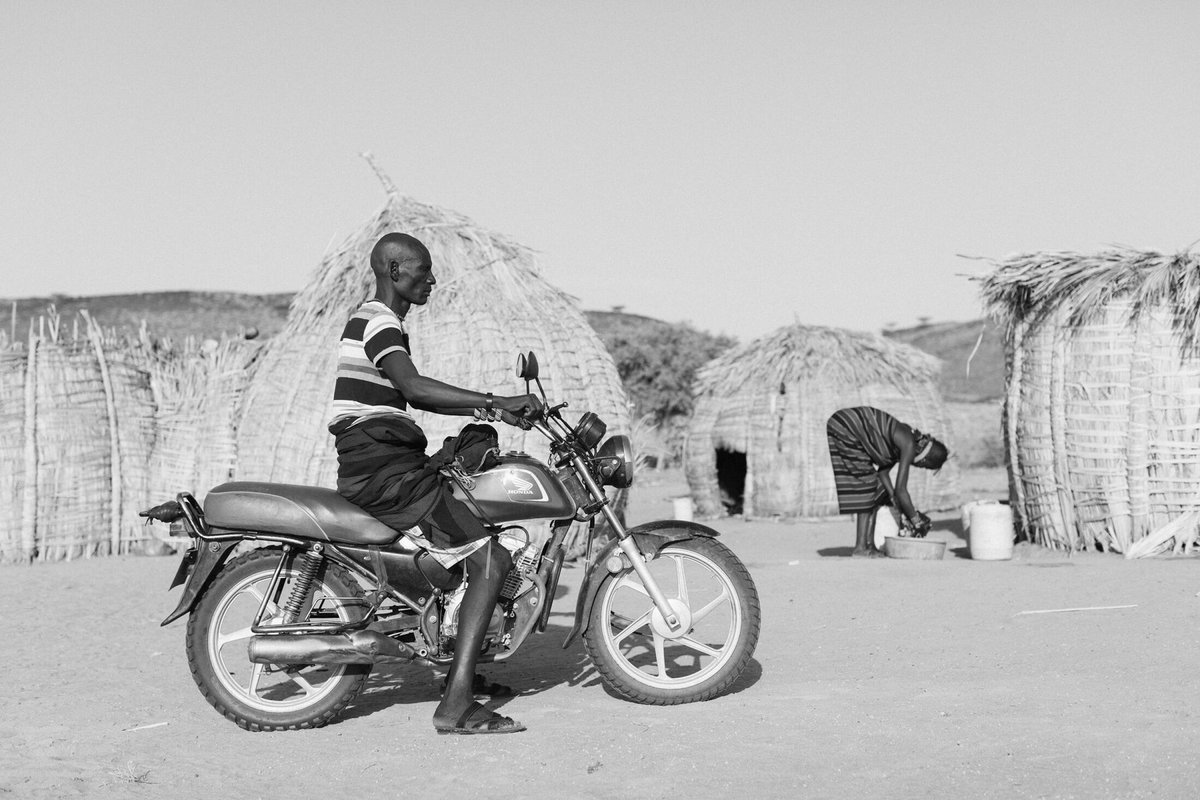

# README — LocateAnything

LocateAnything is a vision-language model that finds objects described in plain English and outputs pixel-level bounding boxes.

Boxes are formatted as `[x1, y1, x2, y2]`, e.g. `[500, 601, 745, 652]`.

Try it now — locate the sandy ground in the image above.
[2, 468, 1200, 800]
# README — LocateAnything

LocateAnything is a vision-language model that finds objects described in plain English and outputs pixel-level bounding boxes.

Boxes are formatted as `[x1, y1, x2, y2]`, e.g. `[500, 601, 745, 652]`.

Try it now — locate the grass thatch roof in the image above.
[237, 162, 629, 485]
[977, 247, 1200, 353]
[694, 323, 941, 398]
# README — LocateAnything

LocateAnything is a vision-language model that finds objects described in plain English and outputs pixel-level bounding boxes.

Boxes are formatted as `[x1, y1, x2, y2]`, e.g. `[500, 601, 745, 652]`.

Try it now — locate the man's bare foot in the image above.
[851, 547, 886, 558]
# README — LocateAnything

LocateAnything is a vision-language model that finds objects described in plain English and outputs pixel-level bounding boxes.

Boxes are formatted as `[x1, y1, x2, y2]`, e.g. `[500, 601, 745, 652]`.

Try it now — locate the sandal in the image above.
[434, 701, 526, 735]
[441, 674, 515, 698]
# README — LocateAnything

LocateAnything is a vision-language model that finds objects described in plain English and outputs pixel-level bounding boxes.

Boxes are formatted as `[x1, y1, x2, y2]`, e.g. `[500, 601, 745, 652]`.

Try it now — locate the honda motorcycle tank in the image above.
[450, 454, 576, 523]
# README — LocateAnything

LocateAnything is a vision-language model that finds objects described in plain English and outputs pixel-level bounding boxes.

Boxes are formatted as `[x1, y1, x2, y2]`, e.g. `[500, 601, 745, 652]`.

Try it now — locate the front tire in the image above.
[185, 547, 371, 731]
[582, 537, 760, 704]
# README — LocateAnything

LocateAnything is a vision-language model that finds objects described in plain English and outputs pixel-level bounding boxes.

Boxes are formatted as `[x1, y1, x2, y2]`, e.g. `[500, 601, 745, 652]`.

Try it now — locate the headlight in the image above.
[572, 412, 607, 449]
[595, 435, 634, 488]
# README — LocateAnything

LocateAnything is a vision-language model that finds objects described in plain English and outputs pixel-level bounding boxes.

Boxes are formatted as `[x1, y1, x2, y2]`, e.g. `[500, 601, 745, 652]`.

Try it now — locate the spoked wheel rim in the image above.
[206, 569, 357, 714]
[597, 545, 743, 690]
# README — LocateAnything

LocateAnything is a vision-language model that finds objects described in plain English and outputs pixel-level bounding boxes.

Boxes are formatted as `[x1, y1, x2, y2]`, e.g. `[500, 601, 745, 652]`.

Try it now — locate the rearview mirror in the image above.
[516, 351, 539, 381]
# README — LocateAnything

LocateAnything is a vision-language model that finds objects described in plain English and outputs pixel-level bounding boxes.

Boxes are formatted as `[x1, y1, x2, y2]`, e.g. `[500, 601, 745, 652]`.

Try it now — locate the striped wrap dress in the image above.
[825, 406, 903, 514]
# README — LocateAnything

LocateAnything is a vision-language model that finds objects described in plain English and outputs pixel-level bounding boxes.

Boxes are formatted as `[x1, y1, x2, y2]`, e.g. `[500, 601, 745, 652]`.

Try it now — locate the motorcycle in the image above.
[144, 352, 761, 731]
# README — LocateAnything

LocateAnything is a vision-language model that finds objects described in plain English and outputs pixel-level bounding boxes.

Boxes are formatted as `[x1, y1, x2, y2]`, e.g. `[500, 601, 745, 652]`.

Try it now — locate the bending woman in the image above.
[826, 406, 948, 558]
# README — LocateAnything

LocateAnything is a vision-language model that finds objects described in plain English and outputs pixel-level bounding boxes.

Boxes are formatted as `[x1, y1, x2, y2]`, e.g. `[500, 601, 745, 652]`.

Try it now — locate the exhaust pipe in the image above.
[248, 629, 416, 666]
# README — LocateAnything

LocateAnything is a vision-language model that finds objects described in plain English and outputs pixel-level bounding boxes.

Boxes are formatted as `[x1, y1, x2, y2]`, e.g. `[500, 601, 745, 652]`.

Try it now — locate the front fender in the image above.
[562, 519, 719, 649]
[160, 539, 238, 626]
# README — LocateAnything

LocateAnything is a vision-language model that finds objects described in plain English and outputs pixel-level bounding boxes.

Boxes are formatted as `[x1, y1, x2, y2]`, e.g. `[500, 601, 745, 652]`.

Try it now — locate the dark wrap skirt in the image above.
[330, 415, 489, 549]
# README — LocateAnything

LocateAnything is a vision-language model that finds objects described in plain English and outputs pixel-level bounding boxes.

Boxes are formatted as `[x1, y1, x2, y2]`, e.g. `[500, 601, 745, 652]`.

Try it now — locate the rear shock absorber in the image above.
[281, 543, 324, 624]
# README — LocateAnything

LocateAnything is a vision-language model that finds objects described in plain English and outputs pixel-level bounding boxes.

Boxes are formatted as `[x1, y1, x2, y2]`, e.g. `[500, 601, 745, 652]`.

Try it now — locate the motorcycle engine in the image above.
[440, 583, 507, 641]
[433, 526, 536, 652]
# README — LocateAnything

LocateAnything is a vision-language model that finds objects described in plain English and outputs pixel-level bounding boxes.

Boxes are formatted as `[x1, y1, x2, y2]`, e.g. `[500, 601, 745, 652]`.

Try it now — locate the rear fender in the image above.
[160, 539, 239, 626]
[562, 519, 719, 649]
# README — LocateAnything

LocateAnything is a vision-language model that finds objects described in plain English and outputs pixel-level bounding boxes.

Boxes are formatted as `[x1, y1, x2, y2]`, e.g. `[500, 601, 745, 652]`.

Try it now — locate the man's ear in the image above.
[389, 260, 400, 281]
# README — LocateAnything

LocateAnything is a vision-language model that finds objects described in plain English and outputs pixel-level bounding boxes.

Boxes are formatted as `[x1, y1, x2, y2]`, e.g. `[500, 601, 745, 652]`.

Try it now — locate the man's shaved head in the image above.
[370, 233, 430, 279]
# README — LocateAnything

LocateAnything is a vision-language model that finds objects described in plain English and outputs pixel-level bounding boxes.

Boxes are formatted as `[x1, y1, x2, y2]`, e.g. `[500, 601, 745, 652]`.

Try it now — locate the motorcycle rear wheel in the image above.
[185, 547, 371, 731]
[583, 537, 760, 704]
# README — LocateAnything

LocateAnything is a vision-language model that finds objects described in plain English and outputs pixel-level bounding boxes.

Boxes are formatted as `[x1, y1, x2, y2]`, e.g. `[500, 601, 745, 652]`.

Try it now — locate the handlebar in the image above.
[499, 408, 533, 430]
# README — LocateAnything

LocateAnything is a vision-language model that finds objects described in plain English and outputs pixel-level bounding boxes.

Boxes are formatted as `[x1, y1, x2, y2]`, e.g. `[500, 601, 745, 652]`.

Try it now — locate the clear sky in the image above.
[4, 1, 1200, 341]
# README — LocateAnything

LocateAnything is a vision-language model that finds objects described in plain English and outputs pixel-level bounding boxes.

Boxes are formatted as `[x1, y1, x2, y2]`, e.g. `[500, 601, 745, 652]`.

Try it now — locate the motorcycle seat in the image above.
[204, 481, 403, 546]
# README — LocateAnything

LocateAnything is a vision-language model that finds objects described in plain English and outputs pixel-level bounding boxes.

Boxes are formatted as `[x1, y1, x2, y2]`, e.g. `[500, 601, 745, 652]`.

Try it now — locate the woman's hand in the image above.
[907, 511, 932, 538]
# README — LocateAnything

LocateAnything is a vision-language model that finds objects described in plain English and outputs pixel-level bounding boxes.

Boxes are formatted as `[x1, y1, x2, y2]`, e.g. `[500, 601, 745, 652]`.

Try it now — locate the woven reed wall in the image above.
[146, 338, 260, 512]
[685, 325, 958, 519]
[237, 190, 630, 488]
[0, 349, 27, 561]
[0, 314, 257, 563]
[1004, 301, 1200, 554]
[0, 316, 158, 562]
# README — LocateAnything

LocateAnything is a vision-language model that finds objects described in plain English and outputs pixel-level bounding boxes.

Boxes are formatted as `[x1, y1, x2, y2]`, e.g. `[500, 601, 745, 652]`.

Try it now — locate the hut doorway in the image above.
[715, 448, 746, 515]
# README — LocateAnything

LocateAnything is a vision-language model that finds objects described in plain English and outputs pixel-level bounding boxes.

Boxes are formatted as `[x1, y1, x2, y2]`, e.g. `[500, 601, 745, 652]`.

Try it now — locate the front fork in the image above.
[574, 455, 682, 631]
[562, 519, 720, 649]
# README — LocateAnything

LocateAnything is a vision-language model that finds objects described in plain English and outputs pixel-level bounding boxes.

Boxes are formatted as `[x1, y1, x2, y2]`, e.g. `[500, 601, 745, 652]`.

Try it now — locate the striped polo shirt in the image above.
[329, 300, 413, 425]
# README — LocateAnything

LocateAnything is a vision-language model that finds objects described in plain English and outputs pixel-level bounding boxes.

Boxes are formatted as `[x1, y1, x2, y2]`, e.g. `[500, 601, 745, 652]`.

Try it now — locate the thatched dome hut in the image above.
[683, 324, 958, 519]
[237, 171, 629, 486]
[979, 247, 1200, 557]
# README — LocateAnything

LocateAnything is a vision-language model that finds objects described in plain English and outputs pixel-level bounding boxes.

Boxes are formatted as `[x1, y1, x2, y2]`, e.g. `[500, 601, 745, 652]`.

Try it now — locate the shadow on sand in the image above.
[339, 603, 764, 723]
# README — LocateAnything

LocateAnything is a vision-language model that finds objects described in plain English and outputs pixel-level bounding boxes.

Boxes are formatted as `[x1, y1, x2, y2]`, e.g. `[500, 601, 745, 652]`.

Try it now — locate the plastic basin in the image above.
[884, 536, 946, 560]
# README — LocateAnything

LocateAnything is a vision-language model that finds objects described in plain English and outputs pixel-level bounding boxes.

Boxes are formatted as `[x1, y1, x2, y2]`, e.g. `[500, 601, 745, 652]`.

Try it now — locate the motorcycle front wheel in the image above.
[185, 547, 371, 731]
[583, 536, 760, 704]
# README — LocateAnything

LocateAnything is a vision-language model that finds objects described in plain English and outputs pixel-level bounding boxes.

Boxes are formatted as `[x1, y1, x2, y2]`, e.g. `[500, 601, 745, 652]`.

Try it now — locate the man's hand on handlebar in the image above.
[498, 393, 543, 419]
[474, 393, 543, 428]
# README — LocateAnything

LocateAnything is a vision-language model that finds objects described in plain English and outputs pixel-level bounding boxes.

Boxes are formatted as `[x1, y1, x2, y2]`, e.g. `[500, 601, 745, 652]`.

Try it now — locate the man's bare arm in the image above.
[379, 351, 539, 416]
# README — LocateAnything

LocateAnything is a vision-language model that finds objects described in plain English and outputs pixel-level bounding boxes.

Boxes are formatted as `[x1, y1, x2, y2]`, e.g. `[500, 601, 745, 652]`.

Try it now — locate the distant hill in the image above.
[884, 320, 1005, 402]
[584, 308, 699, 340]
[0, 291, 293, 344]
[585, 308, 719, 348]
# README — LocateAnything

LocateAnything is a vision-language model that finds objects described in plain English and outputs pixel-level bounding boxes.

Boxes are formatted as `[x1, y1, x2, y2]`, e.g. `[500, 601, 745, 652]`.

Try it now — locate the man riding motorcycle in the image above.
[328, 232, 540, 735]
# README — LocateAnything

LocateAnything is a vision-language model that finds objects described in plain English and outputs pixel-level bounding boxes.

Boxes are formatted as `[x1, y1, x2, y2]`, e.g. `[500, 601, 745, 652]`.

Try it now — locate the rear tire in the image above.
[583, 537, 760, 704]
[185, 547, 371, 731]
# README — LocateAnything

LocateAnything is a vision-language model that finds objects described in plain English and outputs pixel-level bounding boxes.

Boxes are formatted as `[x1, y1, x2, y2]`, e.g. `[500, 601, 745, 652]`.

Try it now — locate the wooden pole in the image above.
[82, 311, 123, 556]
[20, 334, 39, 562]
[1126, 317, 1151, 548]
[1005, 320, 1028, 541]
[1048, 317, 1077, 547]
